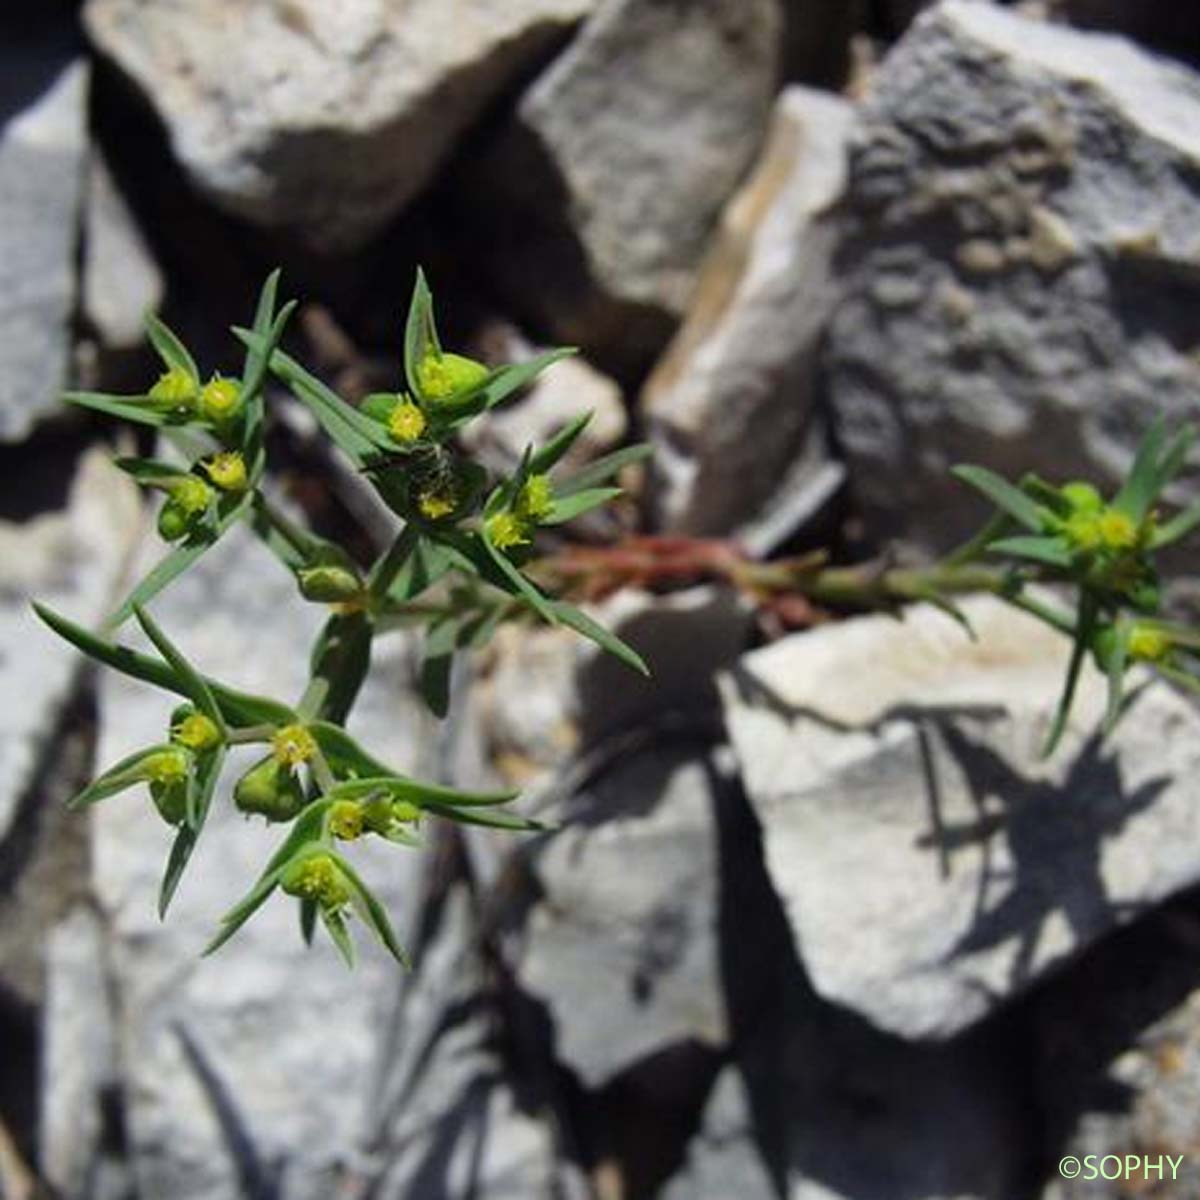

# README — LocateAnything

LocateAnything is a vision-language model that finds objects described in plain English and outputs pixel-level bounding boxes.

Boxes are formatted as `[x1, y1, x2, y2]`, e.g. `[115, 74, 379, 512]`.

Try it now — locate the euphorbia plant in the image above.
[35, 270, 648, 967]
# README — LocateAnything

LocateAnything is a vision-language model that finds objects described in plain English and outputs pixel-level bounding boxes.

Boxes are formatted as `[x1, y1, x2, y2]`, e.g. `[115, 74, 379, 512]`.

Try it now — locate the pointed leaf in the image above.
[479, 527, 558, 625]
[62, 391, 175, 427]
[555, 443, 651, 497]
[544, 487, 622, 525]
[951, 465, 1044, 533]
[69, 744, 172, 809]
[146, 314, 199, 381]
[528, 412, 593, 474]
[1152, 497, 1200, 549]
[549, 599, 649, 676]
[1042, 594, 1095, 758]
[332, 853, 410, 966]
[1111, 417, 1168, 523]
[159, 744, 226, 916]
[326, 775, 517, 809]
[134, 605, 224, 730]
[481, 349, 575, 413]
[988, 535, 1074, 568]
[404, 267, 440, 399]
[321, 907, 357, 967]
[422, 801, 547, 831]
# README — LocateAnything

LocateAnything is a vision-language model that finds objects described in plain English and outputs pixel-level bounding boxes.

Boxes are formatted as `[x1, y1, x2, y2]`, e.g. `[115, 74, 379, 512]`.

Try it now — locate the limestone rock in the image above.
[720, 594, 1200, 1039]
[470, 0, 784, 374]
[508, 747, 736, 1090]
[1, 449, 140, 845]
[83, 0, 598, 250]
[644, 85, 854, 539]
[0, 43, 87, 440]
[822, 1, 1200, 553]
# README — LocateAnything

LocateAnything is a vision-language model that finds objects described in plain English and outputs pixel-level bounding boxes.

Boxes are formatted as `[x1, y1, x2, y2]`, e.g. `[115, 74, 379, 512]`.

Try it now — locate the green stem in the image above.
[367, 523, 419, 602]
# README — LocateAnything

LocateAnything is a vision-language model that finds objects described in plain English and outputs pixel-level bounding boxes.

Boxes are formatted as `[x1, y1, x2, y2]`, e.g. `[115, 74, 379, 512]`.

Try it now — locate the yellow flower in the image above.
[149, 366, 197, 410]
[516, 474, 554, 522]
[172, 713, 221, 752]
[280, 854, 350, 909]
[199, 375, 242, 422]
[486, 511, 531, 551]
[272, 724, 317, 768]
[416, 352, 488, 403]
[1128, 626, 1170, 662]
[417, 487, 457, 520]
[203, 451, 248, 492]
[170, 475, 214, 515]
[388, 400, 426, 443]
[143, 748, 190, 785]
[328, 800, 364, 841]
[1096, 509, 1137, 552]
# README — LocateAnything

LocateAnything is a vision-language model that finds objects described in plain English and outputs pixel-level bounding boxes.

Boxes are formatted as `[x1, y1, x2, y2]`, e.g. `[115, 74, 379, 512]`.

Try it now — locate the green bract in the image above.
[952, 416, 1200, 754]
[34, 269, 649, 967]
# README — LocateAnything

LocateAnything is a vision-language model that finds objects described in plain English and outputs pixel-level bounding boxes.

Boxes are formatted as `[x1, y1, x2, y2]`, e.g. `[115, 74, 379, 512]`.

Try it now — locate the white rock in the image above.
[83, 0, 599, 250]
[720, 594, 1200, 1039]
[0, 53, 87, 440]
[644, 85, 855, 538]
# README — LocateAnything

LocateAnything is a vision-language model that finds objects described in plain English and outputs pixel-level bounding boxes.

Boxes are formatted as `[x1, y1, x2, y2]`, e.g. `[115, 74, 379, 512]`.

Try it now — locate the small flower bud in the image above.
[149, 366, 197, 411]
[271, 724, 317, 768]
[157, 476, 213, 541]
[280, 853, 351, 910]
[203, 451, 248, 492]
[297, 564, 364, 604]
[515, 474, 554, 522]
[328, 800, 364, 841]
[416, 352, 488, 403]
[1129, 625, 1171, 662]
[387, 400, 427, 444]
[486, 511, 531, 551]
[1061, 482, 1103, 514]
[172, 712, 222, 752]
[1096, 509, 1137, 552]
[417, 486, 458, 521]
[199, 375, 243, 423]
[234, 755, 307, 821]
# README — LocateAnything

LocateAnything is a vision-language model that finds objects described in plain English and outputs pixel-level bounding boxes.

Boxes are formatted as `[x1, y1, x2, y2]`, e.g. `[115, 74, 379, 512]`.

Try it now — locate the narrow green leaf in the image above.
[103, 491, 254, 632]
[62, 392, 174, 427]
[1111, 417, 1168, 523]
[33, 602, 296, 728]
[1152, 497, 1200, 549]
[544, 487, 622, 525]
[481, 349, 575, 412]
[1104, 624, 1130, 736]
[950, 465, 1044, 533]
[113, 457, 192, 486]
[422, 801, 547, 832]
[555, 443, 651, 497]
[326, 775, 517, 809]
[300, 897, 318, 945]
[549, 599, 649, 676]
[145, 314, 199, 381]
[203, 866, 288, 956]
[1042, 593, 1095, 758]
[988, 535, 1074, 569]
[308, 723, 394, 780]
[419, 616, 458, 718]
[134, 605, 225, 730]
[404, 267, 439, 399]
[159, 744, 226, 916]
[321, 907, 357, 968]
[68, 744, 170, 808]
[528, 412, 593, 474]
[333, 853, 410, 967]
[479, 528, 558, 625]
[240, 300, 297, 410]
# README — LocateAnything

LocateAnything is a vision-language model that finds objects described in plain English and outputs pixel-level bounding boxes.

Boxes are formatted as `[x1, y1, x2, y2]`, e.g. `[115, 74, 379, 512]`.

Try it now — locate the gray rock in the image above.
[82, 148, 163, 350]
[471, 0, 784, 373]
[76, 523, 428, 1200]
[508, 746, 735, 1090]
[0, 49, 87, 441]
[1, 450, 140, 847]
[83, 0, 598, 251]
[720, 594, 1200, 1039]
[1035, 902, 1200, 1198]
[644, 85, 854, 538]
[822, 1, 1200, 554]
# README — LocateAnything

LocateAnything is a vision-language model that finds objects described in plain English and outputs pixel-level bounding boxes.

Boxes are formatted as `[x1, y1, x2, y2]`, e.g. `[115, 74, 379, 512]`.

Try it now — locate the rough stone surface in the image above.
[477, 586, 751, 789]
[823, 1, 1200, 554]
[83, 147, 163, 350]
[1035, 897, 1200, 1198]
[720, 594, 1200, 1039]
[644, 85, 854, 539]
[1, 450, 140, 845]
[77, 524, 428, 1200]
[471, 0, 783, 373]
[0, 44, 87, 441]
[508, 746, 736, 1090]
[83, 0, 598, 250]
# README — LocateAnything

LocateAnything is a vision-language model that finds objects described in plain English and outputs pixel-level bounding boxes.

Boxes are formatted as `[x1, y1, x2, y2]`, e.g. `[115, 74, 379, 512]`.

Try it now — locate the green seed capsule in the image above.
[150, 777, 188, 826]
[234, 755, 307, 821]
[297, 564, 364, 603]
[157, 500, 190, 541]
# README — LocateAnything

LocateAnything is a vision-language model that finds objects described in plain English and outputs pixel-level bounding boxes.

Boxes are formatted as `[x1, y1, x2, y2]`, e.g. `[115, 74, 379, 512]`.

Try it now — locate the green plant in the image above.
[35, 270, 648, 967]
